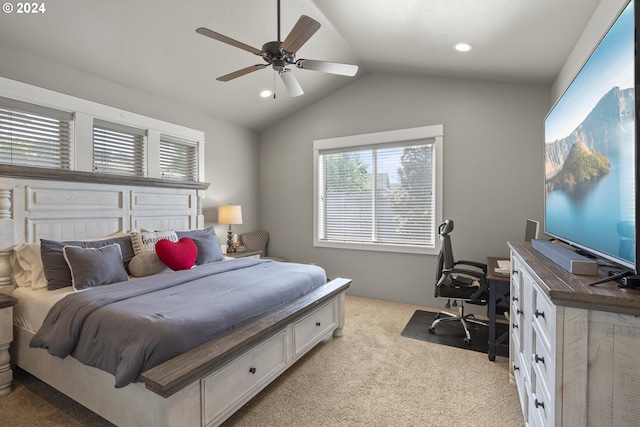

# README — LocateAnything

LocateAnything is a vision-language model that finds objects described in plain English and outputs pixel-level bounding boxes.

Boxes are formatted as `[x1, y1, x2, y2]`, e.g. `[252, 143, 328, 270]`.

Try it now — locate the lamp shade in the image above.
[218, 205, 243, 225]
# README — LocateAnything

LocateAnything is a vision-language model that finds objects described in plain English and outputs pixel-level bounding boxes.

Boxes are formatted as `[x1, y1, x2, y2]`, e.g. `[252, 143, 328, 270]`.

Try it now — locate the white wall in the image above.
[0, 44, 260, 240]
[259, 73, 549, 306]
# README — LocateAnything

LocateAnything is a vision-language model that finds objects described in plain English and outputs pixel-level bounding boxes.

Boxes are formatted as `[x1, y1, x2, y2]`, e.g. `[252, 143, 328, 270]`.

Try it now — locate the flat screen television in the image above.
[544, 0, 637, 273]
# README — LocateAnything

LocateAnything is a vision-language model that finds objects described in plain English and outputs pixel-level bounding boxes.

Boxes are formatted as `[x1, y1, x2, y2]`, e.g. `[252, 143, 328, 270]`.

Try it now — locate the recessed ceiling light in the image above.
[454, 43, 473, 52]
[260, 90, 272, 98]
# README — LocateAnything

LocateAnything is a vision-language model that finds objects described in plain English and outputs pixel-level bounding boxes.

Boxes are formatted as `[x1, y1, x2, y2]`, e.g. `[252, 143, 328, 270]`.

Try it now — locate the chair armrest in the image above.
[445, 267, 486, 281]
[454, 260, 487, 274]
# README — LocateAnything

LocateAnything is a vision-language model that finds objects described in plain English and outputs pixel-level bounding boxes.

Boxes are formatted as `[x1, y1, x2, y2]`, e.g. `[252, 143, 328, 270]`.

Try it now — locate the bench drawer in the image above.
[202, 329, 288, 426]
[293, 299, 337, 358]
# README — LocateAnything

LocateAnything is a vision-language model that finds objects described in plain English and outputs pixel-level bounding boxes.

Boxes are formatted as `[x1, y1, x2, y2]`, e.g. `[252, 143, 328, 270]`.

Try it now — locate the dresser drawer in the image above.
[202, 329, 288, 426]
[511, 298, 523, 343]
[528, 392, 548, 427]
[513, 351, 529, 420]
[293, 299, 337, 358]
[532, 321, 555, 393]
[530, 366, 553, 427]
[533, 286, 556, 352]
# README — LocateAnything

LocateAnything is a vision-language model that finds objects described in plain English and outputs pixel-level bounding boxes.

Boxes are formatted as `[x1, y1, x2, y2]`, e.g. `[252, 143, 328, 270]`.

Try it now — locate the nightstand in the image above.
[0, 293, 18, 397]
[225, 250, 261, 259]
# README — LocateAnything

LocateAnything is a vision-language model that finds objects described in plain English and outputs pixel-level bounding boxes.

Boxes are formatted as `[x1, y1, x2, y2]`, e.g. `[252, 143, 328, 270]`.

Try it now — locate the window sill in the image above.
[314, 239, 438, 255]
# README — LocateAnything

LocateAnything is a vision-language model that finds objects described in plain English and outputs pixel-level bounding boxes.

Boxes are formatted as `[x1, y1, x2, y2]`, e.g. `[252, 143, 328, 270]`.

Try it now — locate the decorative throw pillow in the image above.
[130, 230, 179, 255]
[155, 237, 198, 271]
[129, 252, 169, 277]
[175, 227, 224, 265]
[63, 244, 129, 291]
[40, 235, 135, 290]
[12, 243, 48, 289]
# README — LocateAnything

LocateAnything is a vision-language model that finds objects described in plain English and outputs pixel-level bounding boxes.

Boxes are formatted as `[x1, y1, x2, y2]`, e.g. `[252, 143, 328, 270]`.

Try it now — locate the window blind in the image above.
[0, 96, 72, 169]
[317, 140, 435, 248]
[159, 135, 198, 181]
[93, 119, 145, 176]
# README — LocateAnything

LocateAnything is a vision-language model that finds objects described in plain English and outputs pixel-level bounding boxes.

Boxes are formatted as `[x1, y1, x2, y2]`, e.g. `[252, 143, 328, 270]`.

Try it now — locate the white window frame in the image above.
[0, 96, 73, 170]
[313, 124, 443, 255]
[159, 134, 198, 181]
[93, 119, 146, 176]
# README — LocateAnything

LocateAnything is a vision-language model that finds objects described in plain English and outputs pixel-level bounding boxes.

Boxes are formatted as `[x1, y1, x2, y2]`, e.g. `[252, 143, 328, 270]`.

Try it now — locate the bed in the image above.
[0, 170, 351, 426]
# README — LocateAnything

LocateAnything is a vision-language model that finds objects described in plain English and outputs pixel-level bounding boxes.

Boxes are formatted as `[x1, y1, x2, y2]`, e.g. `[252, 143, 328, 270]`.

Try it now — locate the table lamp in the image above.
[218, 204, 243, 253]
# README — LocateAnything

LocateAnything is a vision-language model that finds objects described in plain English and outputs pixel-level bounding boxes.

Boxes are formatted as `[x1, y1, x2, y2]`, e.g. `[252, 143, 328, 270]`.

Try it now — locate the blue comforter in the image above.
[30, 258, 327, 388]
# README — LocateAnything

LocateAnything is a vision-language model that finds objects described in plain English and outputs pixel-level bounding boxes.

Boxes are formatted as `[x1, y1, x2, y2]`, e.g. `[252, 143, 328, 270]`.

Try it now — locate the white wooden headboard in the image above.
[0, 171, 208, 295]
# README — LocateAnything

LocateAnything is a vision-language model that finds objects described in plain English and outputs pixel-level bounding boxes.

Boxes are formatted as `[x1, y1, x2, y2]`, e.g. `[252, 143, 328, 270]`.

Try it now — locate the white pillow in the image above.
[12, 243, 47, 289]
[130, 230, 178, 255]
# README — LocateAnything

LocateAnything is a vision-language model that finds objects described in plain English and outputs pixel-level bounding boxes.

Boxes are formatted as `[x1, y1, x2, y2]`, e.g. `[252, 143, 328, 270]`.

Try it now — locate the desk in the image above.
[486, 257, 510, 361]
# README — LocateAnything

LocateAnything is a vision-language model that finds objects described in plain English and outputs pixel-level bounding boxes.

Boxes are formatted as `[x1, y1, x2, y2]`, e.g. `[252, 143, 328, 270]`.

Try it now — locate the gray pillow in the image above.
[175, 227, 224, 264]
[41, 235, 135, 290]
[129, 252, 169, 277]
[63, 244, 129, 291]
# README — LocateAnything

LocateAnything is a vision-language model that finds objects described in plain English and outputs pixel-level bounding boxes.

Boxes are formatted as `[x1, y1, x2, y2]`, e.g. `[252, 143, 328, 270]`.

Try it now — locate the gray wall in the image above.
[0, 44, 261, 240]
[259, 73, 550, 307]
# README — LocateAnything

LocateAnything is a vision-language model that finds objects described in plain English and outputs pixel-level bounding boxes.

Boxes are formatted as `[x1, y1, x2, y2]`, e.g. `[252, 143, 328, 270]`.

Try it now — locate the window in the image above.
[0, 96, 72, 169]
[313, 125, 443, 254]
[1, 79, 205, 181]
[93, 119, 145, 176]
[159, 135, 198, 181]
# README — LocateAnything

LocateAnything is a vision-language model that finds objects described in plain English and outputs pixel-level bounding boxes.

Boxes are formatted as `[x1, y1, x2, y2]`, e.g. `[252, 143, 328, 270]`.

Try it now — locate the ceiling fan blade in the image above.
[196, 27, 262, 55]
[281, 15, 321, 53]
[279, 69, 304, 97]
[217, 64, 267, 82]
[296, 59, 358, 77]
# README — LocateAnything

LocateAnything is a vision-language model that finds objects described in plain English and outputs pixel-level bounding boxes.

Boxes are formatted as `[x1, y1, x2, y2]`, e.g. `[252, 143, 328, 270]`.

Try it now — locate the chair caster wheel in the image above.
[468, 314, 475, 319]
[434, 313, 440, 320]
[489, 354, 496, 361]
[463, 338, 470, 345]
[429, 327, 436, 333]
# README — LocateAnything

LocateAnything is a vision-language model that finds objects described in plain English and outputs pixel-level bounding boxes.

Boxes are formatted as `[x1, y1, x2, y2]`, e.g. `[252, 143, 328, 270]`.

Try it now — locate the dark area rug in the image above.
[401, 310, 509, 358]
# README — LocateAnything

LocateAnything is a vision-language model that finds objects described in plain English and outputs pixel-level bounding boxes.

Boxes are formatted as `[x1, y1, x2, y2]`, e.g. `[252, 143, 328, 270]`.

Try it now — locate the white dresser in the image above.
[509, 242, 640, 427]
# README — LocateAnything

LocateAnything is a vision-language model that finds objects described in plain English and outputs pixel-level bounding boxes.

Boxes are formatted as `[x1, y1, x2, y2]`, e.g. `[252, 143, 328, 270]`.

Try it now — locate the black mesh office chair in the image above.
[429, 220, 488, 344]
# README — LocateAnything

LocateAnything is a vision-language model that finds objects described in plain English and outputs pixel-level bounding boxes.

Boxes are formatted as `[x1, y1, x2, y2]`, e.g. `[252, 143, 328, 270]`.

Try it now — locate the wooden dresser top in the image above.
[509, 242, 640, 316]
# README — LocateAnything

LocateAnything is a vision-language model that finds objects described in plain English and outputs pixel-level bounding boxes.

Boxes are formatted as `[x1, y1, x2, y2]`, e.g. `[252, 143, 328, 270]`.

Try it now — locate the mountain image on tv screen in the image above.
[544, 1, 635, 267]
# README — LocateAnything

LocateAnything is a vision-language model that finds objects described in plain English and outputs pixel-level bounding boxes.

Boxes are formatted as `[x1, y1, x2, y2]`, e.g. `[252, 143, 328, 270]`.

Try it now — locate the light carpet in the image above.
[1, 295, 524, 426]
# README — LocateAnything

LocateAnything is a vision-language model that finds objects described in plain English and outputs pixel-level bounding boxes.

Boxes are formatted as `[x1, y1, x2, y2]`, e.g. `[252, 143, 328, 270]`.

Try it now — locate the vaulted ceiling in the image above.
[0, 0, 601, 131]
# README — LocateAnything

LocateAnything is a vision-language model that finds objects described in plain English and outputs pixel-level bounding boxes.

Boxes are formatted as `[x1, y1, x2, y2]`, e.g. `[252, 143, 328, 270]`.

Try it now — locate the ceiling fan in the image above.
[196, 0, 358, 97]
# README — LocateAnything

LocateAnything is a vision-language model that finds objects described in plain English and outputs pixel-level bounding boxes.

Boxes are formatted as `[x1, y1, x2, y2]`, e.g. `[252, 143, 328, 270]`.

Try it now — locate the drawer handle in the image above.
[534, 310, 545, 319]
[513, 364, 520, 371]
[512, 323, 518, 329]
[535, 399, 545, 409]
[534, 354, 545, 364]
[512, 270, 518, 275]
[512, 296, 519, 302]
[516, 308, 523, 315]
[249, 367, 256, 374]
[316, 322, 321, 327]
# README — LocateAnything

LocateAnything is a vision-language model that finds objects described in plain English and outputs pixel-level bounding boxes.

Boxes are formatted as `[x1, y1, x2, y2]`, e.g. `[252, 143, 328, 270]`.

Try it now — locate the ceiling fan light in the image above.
[279, 69, 304, 97]
[260, 90, 272, 98]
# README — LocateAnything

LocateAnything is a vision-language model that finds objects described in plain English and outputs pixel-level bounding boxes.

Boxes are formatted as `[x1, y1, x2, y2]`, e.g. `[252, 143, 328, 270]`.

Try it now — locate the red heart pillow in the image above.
[155, 237, 198, 271]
